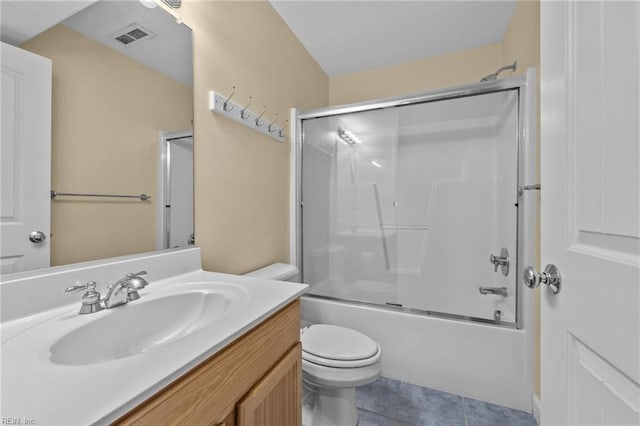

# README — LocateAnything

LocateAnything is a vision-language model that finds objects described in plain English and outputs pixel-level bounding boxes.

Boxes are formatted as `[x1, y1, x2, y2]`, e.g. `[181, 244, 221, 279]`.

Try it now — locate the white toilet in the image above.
[245, 263, 383, 426]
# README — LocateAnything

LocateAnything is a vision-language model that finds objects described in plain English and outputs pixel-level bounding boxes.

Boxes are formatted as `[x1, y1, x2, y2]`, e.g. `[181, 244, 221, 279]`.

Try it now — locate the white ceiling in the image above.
[63, 1, 192, 86]
[0, 0, 97, 46]
[1, 0, 192, 87]
[269, 1, 517, 77]
[1, 1, 515, 85]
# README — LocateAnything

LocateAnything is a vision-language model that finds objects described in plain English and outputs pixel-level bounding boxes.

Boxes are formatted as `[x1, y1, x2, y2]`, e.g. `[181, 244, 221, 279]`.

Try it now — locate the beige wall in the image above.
[329, 0, 539, 108]
[502, 0, 540, 77]
[329, 43, 503, 105]
[22, 25, 193, 266]
[168, 0, 329, 274]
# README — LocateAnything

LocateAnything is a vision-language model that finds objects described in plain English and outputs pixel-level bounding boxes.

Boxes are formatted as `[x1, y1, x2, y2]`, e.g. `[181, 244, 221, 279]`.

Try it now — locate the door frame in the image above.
[156, 129, 193, 250]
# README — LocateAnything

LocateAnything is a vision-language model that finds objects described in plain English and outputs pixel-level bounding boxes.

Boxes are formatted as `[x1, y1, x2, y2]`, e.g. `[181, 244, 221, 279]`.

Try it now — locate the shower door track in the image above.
[297, 76, 527, 120]
[294, 74, 533, 330]
[303, 294, 518, 329]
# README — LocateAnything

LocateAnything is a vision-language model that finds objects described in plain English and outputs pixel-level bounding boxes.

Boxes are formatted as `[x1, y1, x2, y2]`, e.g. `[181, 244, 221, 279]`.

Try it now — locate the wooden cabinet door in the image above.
[237, 343, 301, 426]
[215, 409, 235, 426]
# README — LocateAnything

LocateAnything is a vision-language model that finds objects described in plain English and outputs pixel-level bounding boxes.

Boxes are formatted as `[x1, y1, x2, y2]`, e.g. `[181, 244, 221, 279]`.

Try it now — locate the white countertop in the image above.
[1, 267, 307, 425]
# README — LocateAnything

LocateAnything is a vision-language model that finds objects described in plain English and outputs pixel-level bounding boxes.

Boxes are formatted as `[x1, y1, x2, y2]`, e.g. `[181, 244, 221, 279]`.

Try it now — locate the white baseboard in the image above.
[531, 394, 541, 425]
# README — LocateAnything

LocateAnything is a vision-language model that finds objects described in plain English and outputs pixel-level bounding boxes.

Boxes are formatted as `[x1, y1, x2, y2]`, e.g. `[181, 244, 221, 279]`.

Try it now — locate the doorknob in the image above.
[523, 264, 561, 294]
[28, 231, 47, 243]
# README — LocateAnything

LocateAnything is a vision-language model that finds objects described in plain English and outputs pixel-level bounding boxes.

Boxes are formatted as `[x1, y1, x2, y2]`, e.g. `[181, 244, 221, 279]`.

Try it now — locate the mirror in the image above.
[15, 0, 193, 269]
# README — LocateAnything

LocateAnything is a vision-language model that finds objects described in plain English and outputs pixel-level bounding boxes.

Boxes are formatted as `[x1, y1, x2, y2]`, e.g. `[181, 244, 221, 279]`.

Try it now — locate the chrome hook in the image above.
[268, 113, 279, 132]
[223, 85, 236, 111]
[240, 96, 252, 120]
[279, 120, 288, 138]
[255, 105, 267, 127]
[480, 61, 518, 82]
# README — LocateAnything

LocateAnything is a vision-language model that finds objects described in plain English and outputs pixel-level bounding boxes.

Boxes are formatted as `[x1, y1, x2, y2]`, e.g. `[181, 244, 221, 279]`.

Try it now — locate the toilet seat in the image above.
[302, 356, 382, 389]
[301, 324, 381, 368]
[300, 323, 383, 425]
[302, 347, 381, 368]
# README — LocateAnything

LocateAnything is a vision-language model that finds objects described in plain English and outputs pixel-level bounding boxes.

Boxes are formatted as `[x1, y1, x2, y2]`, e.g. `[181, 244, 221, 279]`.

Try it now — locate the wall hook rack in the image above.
[268, 113, 279, 133]
[223, 86, 236, 111]
[240, 96, 252, 120]
[240, 96, 251, 120]
[279, 120, 288, 138]
[255, 105, 267, 127]
[209, 90, 285, 142]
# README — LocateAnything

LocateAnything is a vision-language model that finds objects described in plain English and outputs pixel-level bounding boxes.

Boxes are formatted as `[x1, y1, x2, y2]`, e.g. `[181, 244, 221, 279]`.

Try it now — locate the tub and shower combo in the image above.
[291, 70, 537, 412]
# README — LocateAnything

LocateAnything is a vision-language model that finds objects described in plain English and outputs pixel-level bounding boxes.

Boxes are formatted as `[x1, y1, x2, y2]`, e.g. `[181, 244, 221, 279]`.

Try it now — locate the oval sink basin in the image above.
[50, 285, 247, 365]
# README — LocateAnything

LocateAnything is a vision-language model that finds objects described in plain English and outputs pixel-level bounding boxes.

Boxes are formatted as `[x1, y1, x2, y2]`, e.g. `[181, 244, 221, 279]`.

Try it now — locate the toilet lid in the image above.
[301, 324, 378, 361]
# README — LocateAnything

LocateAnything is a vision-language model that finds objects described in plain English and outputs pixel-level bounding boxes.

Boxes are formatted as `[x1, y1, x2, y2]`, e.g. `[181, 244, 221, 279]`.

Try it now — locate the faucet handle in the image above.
[65, 281, 103, 314]
[489, 247, 510, 276]
[128, 276, 149, 290]
[65, 281, 97, 294]
[124, 271, 150, 301]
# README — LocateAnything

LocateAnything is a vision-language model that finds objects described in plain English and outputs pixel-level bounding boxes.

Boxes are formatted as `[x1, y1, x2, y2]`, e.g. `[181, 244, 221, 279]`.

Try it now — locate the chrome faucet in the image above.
[65, 271, 149, 314]
[65, 281, 103, 314]
[102, 271, 149, 308]
[122, 271, 149, 301]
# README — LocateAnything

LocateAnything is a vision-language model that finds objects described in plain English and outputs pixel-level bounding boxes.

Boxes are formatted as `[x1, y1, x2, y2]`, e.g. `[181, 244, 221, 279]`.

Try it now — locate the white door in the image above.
[0, 42, 51, 274]
[167, 135, 193, 248]
[540, 2, 640, 425]
[157, 131, 194, 249]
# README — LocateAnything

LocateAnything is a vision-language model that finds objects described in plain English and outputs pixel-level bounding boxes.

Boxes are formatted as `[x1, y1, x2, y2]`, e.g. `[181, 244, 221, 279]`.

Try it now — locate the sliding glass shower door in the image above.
[300, 89, 521, 325]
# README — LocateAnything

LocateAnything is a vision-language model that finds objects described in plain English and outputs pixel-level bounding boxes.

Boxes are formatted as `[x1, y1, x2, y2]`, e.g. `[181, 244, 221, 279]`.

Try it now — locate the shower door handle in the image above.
[523, 264, 561, 294]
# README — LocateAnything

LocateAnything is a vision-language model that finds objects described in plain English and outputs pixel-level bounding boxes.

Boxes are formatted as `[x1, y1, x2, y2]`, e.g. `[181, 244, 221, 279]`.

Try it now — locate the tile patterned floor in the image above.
[355, 377, 538, 426]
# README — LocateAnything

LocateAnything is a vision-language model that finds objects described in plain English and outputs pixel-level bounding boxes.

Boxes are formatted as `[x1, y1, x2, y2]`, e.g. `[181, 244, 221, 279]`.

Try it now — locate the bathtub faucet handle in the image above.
[489, 247, 510, 276]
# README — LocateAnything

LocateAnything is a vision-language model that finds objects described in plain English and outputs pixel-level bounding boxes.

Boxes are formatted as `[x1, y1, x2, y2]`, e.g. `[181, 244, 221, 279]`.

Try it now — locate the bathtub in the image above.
[301, 295, 535, 412]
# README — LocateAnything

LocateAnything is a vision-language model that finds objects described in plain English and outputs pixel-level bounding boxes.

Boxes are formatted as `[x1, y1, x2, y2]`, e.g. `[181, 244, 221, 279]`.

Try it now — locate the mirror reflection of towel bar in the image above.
[51, 191, 150, 201]
[380, 225, 428, 230]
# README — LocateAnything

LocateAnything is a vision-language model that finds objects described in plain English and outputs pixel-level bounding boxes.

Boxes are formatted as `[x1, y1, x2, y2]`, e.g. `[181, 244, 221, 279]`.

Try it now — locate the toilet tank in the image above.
[310, 244, 346, 286]
[245, 263, 299, 282]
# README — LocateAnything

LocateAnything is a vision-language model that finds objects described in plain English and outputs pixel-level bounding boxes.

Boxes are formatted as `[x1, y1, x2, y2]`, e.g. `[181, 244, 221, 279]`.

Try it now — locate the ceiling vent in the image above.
[161, 0, 181, 8]
[111, 24, 155, 47]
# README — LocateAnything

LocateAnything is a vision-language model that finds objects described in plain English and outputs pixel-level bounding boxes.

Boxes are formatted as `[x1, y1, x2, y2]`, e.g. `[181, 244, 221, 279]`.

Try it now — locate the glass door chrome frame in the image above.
[159, 130, 193, 250]
[293, 74, 534, 330]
